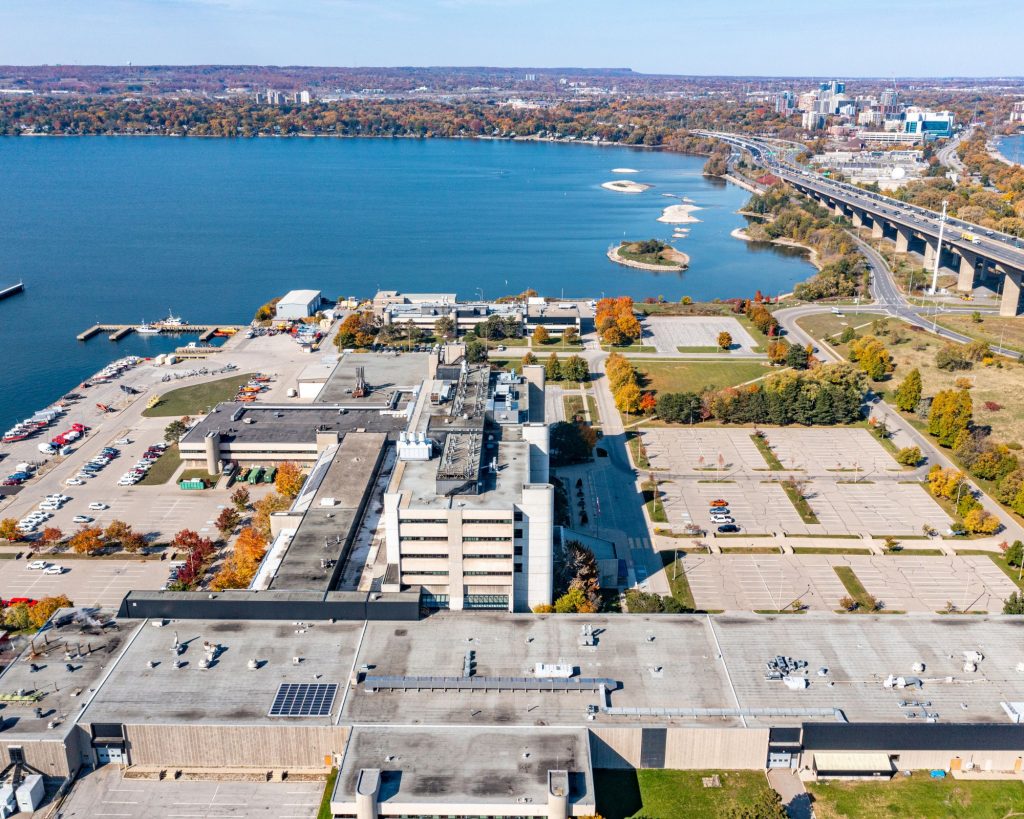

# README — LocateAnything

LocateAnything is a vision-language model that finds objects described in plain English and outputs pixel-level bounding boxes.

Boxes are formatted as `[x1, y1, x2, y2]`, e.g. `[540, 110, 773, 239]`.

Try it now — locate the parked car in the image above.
[43, 565, 67, 575]
[72, 515, 93, 524]
[711, 515, 735, 524]
[717, 524, 741, 533]
[88, 502, 108, 511]
[65, 478, 85, 486]
[26, 561, 49, 571]
[709, 499, 729, 507]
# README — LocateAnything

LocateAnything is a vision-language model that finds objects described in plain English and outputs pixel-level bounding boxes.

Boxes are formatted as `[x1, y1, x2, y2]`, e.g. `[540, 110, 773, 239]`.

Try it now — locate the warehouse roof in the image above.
[279, 289, 321, 305]
[81, 618, 363, 727]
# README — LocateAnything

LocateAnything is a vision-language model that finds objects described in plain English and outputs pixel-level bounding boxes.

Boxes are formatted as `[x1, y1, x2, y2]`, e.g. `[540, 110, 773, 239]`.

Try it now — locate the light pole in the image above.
[929, 200, 948, 295]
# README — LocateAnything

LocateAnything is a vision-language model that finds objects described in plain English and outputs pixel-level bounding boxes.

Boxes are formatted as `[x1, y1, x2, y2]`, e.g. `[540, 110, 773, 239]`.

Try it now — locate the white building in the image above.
[275, 289, 322, 320]
[383, 353, 552, 612]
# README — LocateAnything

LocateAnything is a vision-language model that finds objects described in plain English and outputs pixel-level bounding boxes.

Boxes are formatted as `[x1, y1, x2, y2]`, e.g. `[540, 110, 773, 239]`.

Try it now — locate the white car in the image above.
[46, 494, 69, 502]
[42, 565, 66, 575]
[88, 502, 107, 511]
[26, 561, 49, 570]
[711, 515, 735, 524]
[117, 478, 138, 487]
[39, 502, 61, 511]
[71, 515, 93, 524]
[65, 478, 85, 486]
[114, 438, 132, 445]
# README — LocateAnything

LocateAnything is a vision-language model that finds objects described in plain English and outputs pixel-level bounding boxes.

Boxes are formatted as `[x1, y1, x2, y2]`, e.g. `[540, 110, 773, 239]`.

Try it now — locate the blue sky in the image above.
[0, 0, 1019, 75]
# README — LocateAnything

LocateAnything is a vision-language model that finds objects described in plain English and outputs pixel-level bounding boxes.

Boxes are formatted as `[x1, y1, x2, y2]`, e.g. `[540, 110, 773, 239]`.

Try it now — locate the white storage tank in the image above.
[15, 773, 44, 811]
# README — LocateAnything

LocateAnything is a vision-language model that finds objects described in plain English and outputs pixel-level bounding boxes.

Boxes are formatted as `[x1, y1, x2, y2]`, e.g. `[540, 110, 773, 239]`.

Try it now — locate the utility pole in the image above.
[929, 200, 948, 295]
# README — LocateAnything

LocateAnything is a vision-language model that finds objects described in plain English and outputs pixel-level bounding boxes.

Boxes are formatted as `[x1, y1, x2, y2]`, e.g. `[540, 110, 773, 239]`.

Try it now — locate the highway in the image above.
[699, 130, 1024, 273]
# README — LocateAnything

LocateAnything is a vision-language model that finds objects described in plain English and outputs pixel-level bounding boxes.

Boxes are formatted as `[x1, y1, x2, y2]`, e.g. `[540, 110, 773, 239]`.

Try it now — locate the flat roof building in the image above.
[383, 352, 553, 612]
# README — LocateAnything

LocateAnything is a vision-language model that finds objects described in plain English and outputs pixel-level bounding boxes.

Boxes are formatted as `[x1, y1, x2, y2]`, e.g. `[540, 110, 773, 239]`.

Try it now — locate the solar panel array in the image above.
[268, 683, 338, 717]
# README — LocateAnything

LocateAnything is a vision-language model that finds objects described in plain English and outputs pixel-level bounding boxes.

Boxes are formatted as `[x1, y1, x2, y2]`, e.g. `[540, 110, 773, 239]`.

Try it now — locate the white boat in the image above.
[136, 320, 160, 334]
[158, 309, 187, 328]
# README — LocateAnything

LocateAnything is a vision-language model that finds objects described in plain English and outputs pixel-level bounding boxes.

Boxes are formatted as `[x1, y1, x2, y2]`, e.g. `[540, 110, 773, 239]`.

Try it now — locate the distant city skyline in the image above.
[1, 0, 1020, 77]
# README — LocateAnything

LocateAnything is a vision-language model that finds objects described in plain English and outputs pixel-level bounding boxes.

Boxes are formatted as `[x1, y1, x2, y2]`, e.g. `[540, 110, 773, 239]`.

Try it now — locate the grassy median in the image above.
[807, 776, 1024, 819]
[596, 769, 777, 819]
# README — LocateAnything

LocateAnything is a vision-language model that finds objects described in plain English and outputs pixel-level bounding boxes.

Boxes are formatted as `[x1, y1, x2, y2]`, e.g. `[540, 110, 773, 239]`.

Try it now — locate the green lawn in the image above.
[143, 373, 256, 417]
[808, 776, 1024, 819]
[676, 346, 720, 354]
[178, 468, 219, 487]
[642, 480, 668, 523]
[317, 768, 338, 819]
[634, 360, 768, 396]
[779, 479, 820, 524]
[659, 553, 697, 610]
[596, 769, 775, 819]
[137, 444, 182, 486]
[751, 434, 784, 469]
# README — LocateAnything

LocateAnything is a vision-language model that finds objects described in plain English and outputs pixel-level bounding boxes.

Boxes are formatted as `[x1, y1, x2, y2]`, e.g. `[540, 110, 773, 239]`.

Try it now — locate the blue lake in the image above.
[0, 137, 815, 430]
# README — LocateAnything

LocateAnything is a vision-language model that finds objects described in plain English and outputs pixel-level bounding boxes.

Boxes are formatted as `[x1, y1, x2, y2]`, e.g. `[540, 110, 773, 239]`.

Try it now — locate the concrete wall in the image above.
[124, 723, 350, 770]
[0, 732, 83, 779]
[801, 748, 1024, 774]
[589, 727, 769, 770]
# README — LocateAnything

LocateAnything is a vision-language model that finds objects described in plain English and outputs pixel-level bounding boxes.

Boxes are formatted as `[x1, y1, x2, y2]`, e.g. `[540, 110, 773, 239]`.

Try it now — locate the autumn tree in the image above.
[274, 462, 305, 498]
[601, 325, 625, 346]
[40, 526, 63, 547]
[545, 352, 561, 381]
[717, 331, 733, 350]
[616, 313, 642, 340]
[767, 338, 789, 364]
[615, 382, 642, 414]
[928, 389, 973, 447]
[561, 326, 579, 345]
[69, 526, 105, 555]
[230, 486, 251, 512]
[334, 311, 378, 349]
[29, 595, 73, 630]
[639, 393, 657, 415]
[253, 492, 291, 537]
[216, 507, 241, 537]
[3, 603, 31, 631]
[521, 351, 538, 366]
[0, 519, 21, 541]
[104, 519, 134, 545]
[894, 368, 922, 412]
[532, 325, 550, 346]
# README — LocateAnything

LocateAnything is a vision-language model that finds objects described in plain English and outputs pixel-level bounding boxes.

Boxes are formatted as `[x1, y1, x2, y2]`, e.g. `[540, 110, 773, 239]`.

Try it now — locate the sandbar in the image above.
[657, 203, 703, 224]
[602, 179, 651, 193]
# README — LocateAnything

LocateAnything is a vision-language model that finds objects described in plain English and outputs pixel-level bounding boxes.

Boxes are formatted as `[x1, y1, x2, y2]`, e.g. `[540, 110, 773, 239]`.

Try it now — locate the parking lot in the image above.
[641, 428, 949, 536]
[643, 315, 759, 354]
[0, 556, 172, 608]
[58, 765, 323, 819]
[762, 427, 905, 474]
[677, 553, 1017, 613]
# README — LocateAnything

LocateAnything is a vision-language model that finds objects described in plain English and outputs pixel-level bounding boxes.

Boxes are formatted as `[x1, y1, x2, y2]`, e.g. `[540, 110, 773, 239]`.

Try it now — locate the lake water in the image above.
[996, 133, 1024, 166]
[0, 137, 814, 431]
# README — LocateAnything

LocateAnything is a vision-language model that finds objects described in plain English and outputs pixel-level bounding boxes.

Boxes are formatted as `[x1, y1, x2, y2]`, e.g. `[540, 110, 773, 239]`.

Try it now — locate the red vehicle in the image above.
[2, 598, 37, 607]
[709, 499, 729, 507]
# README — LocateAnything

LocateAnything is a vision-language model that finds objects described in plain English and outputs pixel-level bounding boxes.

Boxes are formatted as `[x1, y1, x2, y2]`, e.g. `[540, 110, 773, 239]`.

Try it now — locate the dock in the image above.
[77, 324, 244, 343]
[0, 282, 24, 301]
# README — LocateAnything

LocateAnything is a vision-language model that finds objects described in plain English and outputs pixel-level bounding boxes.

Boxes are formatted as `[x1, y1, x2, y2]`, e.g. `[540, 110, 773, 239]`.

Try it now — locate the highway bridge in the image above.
[699, 131, 1024, 316]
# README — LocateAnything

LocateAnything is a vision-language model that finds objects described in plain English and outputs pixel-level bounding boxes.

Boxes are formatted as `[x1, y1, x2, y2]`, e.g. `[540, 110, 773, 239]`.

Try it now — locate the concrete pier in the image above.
[77, 323, 243, 342]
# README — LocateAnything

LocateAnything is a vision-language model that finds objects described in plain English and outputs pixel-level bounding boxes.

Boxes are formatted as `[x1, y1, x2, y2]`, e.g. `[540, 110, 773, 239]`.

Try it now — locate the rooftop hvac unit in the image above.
[398, 433, 433, 461]
[783, 676, 809, 690]
[534, 662, 575, 679]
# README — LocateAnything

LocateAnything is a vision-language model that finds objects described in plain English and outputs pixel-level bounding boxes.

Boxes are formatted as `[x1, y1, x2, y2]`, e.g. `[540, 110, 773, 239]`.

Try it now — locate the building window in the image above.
[514, 529, 523, 538]
[513, 545, 523, 555]
[514, 564, 522, 573]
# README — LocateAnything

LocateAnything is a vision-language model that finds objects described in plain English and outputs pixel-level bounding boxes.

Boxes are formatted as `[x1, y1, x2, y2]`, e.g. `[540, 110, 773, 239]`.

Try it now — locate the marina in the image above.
[76, 323, 244, 342]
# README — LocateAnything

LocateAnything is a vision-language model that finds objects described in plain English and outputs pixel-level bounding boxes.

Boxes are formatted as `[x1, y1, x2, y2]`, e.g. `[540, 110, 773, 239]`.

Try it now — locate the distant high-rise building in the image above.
[1010, 101, 1024, 124]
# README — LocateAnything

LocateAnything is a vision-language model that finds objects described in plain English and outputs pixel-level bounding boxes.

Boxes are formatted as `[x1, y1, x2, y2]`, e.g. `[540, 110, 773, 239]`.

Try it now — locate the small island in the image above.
[601, 179, 652, 193]
[608, 239, 689, 271]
